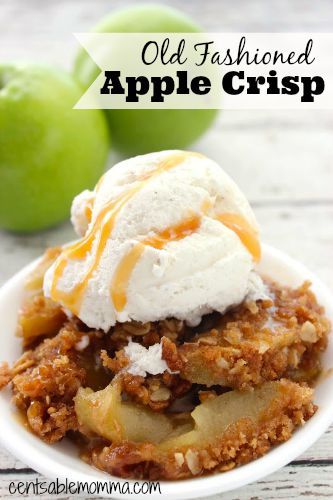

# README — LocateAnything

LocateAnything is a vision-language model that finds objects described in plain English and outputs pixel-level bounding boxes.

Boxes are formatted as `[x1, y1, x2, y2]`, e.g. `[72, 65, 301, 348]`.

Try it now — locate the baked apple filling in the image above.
[0, 247, 329, 479]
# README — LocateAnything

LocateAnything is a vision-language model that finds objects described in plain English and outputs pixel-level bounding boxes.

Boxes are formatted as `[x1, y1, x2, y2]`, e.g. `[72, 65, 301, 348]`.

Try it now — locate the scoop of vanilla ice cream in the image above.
[44, 150, 264, 331]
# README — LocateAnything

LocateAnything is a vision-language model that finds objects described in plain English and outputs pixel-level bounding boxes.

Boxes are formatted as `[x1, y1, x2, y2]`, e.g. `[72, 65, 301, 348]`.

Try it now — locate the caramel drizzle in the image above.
[216, 213, 261, 263]
[84, 199, 93, 224]
[111, 200, 212, 312]
[50, 152, 201, 314]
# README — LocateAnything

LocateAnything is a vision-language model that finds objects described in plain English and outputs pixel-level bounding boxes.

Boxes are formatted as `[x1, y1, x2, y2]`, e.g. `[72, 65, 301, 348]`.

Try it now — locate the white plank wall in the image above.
[0, 0, 333, 498]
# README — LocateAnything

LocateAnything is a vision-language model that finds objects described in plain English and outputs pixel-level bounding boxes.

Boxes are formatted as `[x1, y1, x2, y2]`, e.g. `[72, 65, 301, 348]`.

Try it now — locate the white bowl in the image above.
[0, 243, 332, 499]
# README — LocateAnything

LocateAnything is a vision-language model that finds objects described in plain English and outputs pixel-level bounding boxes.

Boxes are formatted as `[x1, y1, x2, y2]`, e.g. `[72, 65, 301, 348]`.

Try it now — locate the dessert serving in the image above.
[0, 150, 330, 480]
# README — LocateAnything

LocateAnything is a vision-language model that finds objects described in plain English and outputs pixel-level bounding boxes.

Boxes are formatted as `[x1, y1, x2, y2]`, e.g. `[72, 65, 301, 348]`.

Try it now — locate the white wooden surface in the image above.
[0, 0, 333, 498]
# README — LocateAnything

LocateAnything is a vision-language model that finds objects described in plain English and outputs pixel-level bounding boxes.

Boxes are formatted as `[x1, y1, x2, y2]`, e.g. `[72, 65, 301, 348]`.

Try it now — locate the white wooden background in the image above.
[0, 0, 333, 498]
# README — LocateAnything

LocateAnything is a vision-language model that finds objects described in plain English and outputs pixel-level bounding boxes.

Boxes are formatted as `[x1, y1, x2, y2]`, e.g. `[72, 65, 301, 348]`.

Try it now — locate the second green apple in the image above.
[74, 4, 218, 156]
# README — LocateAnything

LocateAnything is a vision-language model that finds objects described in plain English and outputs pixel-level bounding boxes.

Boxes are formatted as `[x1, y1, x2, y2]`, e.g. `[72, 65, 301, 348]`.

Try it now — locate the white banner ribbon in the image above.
[74, 33, 333, 109]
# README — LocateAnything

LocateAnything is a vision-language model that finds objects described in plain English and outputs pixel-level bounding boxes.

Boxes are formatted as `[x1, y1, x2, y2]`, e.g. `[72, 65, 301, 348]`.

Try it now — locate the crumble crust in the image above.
[0, 249, 330, 480]
[88, 379, 315, 480]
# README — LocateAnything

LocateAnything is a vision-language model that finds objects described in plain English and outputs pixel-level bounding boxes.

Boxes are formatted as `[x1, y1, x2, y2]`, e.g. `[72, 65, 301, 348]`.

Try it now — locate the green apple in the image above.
[73, 4, 218, 156]
[0, 63, 109, 232]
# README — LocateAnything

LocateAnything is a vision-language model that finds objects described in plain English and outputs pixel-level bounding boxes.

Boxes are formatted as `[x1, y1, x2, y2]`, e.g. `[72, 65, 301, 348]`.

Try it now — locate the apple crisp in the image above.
[0, 249, 330, 480]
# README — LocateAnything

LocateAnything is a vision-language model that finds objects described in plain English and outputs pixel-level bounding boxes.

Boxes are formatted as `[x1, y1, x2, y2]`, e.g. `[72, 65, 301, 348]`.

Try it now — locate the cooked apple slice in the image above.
[161, 379, 310, 450]
[86, 379, 315, 479]
[75, 381, 191, 444]
[76, 380, 313, 448]
[16, 247, 66, 344]
[17, 295, 67, 344]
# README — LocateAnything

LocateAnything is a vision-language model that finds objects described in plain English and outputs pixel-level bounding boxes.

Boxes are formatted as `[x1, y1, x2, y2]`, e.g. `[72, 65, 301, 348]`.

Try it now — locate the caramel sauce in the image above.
[84, 200, 93, 224]
[216, 213, 261, 262]
[111, 212, 203, 312]
[50, 152, 201, 314]
[85, 173, 106, 223]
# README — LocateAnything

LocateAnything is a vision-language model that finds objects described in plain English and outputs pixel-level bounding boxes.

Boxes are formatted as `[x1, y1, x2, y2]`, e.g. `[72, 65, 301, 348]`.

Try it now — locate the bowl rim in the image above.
[0, 243, 332, 499]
